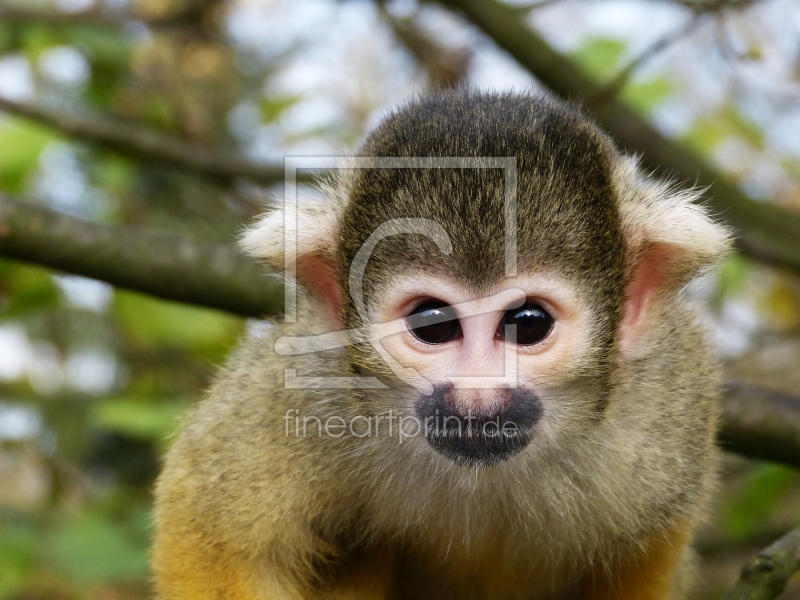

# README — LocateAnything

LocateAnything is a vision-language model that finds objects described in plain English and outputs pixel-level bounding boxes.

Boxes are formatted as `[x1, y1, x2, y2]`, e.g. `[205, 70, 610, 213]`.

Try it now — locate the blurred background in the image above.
[0, 0, 799, 598]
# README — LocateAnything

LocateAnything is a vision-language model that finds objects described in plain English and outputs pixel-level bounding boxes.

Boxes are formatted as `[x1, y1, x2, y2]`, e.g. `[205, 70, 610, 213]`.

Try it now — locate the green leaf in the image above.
[0, 24, 15, 55]
[20, 24, 58, 60]
[143, 94, 178, 131]
[0, 260, 60, 316]
[721, 104, 765, 150]
[682, 117, 726, 156]
[683, 104, 766, 157]
[92, 153, 137, 194]
[0, 526, 36, 597]
[259, 95, 302, 123]
[66, 24, 131, 70]
[571, 37, 626, 80]
[48, 512, 149, 585]
[113, 290, 243, 358]
[0, 119, 61, 194]
[721, 464, 798, 542]
[713, 253, 752, 304]
[90, 397, 188, 443]
[622, 77, 674, 113]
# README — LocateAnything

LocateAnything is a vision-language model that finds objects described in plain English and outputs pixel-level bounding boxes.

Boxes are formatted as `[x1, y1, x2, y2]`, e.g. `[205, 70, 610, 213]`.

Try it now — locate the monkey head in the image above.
[241, 91, 730, 469]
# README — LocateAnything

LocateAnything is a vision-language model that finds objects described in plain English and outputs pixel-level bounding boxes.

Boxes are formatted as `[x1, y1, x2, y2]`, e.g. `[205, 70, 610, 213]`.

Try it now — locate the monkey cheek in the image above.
[414, 384, 543, 468]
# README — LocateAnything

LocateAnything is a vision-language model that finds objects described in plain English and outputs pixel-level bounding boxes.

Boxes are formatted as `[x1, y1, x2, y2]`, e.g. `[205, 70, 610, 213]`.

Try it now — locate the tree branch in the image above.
[720, 525, 800, 600]
[719, 382, 800, 470]
[587, 16, 704, 107]
[432, 0, 800, 275]
[0, 0, 220, 28]
[0, 97, 313, 185]
[1, 192, 799, 471]
[378, 4, 472, 88]
[0, 193, 282, 317]
[0, 6, 122, 27]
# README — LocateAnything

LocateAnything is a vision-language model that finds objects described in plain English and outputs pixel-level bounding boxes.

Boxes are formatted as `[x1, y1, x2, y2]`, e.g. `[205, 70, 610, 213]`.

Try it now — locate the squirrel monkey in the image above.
[153, 90, 731, 599]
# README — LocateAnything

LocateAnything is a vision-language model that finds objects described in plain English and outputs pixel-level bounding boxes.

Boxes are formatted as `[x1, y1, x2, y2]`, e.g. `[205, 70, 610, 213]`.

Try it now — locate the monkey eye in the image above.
[501, 303, 554, 346]
[405, 302, 461, 345]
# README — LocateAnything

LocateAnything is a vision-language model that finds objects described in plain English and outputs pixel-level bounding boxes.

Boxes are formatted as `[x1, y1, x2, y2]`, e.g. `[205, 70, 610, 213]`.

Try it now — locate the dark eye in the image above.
[501, 303, 553, 346]
[406, 302, 461, 345]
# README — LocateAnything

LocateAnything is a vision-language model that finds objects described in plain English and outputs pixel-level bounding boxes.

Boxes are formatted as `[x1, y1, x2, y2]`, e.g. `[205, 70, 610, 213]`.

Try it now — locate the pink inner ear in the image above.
[618, 244, 674, 353]
[297, 253, 342, 326]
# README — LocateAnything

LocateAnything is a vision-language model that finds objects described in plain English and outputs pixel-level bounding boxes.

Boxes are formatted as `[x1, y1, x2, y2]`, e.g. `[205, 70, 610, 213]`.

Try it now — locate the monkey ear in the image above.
[613, 158, 732, 354]
[239, 201, 343, 322]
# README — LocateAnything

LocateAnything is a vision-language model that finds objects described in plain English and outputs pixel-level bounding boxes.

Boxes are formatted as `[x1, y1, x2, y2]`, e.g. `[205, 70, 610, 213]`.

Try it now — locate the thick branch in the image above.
[0, 97, 313, 185]
[0, 0, 218, 28]
[0, 6, 122, 26]
[720, 526, 800, 600]
[433, 0, 800, 274]
[0, 193, 282, 317]
[2, 193, 800, 470]
[719, 382, 800, 470]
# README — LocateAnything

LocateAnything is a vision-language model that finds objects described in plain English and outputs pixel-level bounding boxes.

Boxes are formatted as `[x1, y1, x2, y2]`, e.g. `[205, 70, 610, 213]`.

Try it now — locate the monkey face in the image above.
[368, 271, 597, 468]
[241, 90, 729, 473]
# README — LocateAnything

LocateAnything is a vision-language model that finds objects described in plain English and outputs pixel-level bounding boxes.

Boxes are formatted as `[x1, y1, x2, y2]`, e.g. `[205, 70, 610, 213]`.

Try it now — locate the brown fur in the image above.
[153, 90, 730, 599]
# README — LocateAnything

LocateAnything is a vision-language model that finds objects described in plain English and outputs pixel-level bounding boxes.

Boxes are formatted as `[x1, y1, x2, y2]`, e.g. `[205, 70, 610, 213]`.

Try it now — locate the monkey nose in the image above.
[415, 384, 543, 468]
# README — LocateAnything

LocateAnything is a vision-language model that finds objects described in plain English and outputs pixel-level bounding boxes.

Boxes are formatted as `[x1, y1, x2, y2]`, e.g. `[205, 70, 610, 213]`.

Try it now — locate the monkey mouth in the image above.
[423, 419, 534, 467]
[415, 385, 543, 468]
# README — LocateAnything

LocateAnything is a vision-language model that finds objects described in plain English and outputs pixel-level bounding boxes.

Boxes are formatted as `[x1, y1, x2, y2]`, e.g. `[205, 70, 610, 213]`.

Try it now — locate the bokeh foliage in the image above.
[0, 1, 799, 598]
